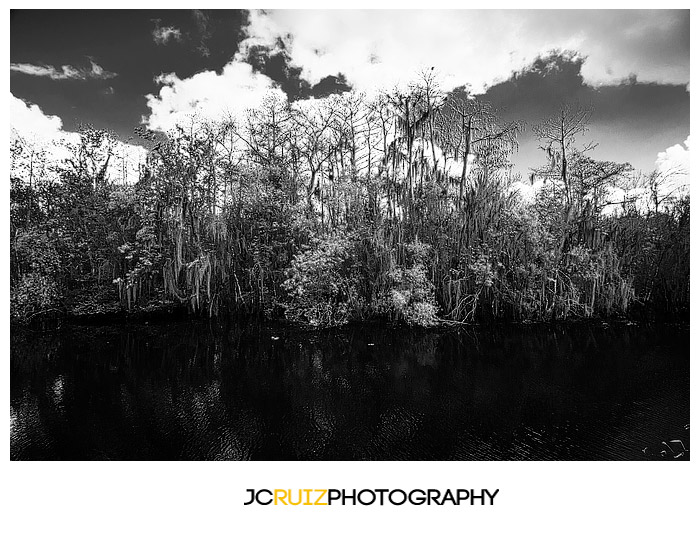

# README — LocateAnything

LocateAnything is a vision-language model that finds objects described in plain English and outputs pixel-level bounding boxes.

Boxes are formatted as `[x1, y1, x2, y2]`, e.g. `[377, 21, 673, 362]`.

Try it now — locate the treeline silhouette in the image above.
[10, 72, 689, 327]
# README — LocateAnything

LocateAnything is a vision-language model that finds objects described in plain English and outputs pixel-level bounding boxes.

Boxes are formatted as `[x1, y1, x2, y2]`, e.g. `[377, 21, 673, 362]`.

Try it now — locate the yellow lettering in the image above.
[314, 489, 328, 506]
[288, 489, 303, 505]
[303, 489, 313, 506]
[274, 489, 288, 505]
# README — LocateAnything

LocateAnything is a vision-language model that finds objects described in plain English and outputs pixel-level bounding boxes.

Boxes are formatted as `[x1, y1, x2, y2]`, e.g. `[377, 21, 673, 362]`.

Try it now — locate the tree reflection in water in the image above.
[10, 321, 689, 461]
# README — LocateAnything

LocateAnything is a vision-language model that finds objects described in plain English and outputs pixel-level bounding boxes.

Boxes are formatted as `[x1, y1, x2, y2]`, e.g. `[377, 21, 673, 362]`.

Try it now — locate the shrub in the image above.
[281, 236, 364, 327]
[377, 240, 440, 327]
[11, 273, 61, 323]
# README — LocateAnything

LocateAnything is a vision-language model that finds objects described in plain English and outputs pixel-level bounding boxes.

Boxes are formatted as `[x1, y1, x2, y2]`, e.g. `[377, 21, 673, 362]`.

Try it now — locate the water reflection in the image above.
[10, 322, 689, 460]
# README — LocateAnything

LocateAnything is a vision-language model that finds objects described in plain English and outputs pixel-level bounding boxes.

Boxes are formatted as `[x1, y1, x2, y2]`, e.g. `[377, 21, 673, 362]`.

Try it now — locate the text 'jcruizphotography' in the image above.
[244, 488, 499, 506]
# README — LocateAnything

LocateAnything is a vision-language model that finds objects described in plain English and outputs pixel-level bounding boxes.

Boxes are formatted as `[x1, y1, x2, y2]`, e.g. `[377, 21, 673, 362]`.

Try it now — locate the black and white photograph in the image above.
[9, 7, 690, 466]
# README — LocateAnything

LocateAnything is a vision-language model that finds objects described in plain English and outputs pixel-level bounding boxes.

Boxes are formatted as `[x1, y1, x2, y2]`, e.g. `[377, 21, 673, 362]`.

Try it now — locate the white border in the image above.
[4, 3, 697, 535]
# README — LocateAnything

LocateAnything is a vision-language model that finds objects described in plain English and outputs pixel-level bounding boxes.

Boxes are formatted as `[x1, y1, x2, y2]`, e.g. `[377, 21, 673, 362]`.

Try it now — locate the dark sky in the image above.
[11, 10, 249, 138]
[10, 9, 690, 174]
[479, 52, 690, 174]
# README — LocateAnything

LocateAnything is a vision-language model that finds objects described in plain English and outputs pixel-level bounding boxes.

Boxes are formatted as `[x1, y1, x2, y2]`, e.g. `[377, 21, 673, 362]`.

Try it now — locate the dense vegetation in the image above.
[10, 72, 689, 327]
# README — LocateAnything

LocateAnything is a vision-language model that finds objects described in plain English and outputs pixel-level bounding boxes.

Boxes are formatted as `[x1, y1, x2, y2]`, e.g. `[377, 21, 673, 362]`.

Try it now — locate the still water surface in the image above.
[10, 321, 689, 460]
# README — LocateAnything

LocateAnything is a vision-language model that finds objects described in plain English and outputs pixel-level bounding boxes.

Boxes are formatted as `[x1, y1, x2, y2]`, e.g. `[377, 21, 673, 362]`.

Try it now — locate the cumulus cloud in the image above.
[656, 136, 690, 181]
[138, 9, 688, 175]
[10, 93, 146, 184]
[144, 60, 284, 132]
[10, 93, 66, 143]
[10, 59, 117, 81]
[152, 21, 182, 45]
[237, 9, 689, 94]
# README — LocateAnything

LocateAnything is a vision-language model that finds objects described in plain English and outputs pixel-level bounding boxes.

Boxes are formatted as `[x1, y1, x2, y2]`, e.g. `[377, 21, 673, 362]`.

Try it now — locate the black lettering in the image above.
[243, 489, 256, 505]
[389, 489, 407, 505]
[456, 489, 470, 505]
[427, 489, 441, 505]
[442, 489, 457, 505]
[485, 489, 499, 505]
[341, 489, 357, 505]
[409, 489, 427, 505]
[327, 489, 341, 505]
[357, 489, 375, 505]
[470, 489, 487, 505]
[255, 489, 273, 506]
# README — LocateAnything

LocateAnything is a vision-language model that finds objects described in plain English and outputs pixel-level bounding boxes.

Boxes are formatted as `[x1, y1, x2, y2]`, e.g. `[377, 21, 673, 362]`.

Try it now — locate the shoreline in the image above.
[11, 304, 690, 334]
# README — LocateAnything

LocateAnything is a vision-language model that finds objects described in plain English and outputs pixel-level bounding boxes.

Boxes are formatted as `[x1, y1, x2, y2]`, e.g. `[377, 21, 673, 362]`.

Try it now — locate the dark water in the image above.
[10, 321, 689, 460]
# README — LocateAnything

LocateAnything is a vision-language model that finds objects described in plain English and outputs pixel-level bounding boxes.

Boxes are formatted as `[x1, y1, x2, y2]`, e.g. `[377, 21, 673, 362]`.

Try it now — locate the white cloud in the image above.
[144, 60, 284, 132]
[10, 93, 66, 143]
[655, 136, 690, 202]
[152, 24, 182, 45]
[10, 60, 117, 80]
[10, 93, 146, 184]
[139, 10, 688, 140]
[586, 136, 690, 214]
[510, 178, 545, 205]
[656, 136, 690, 178]
[237, 10, 689, 94]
